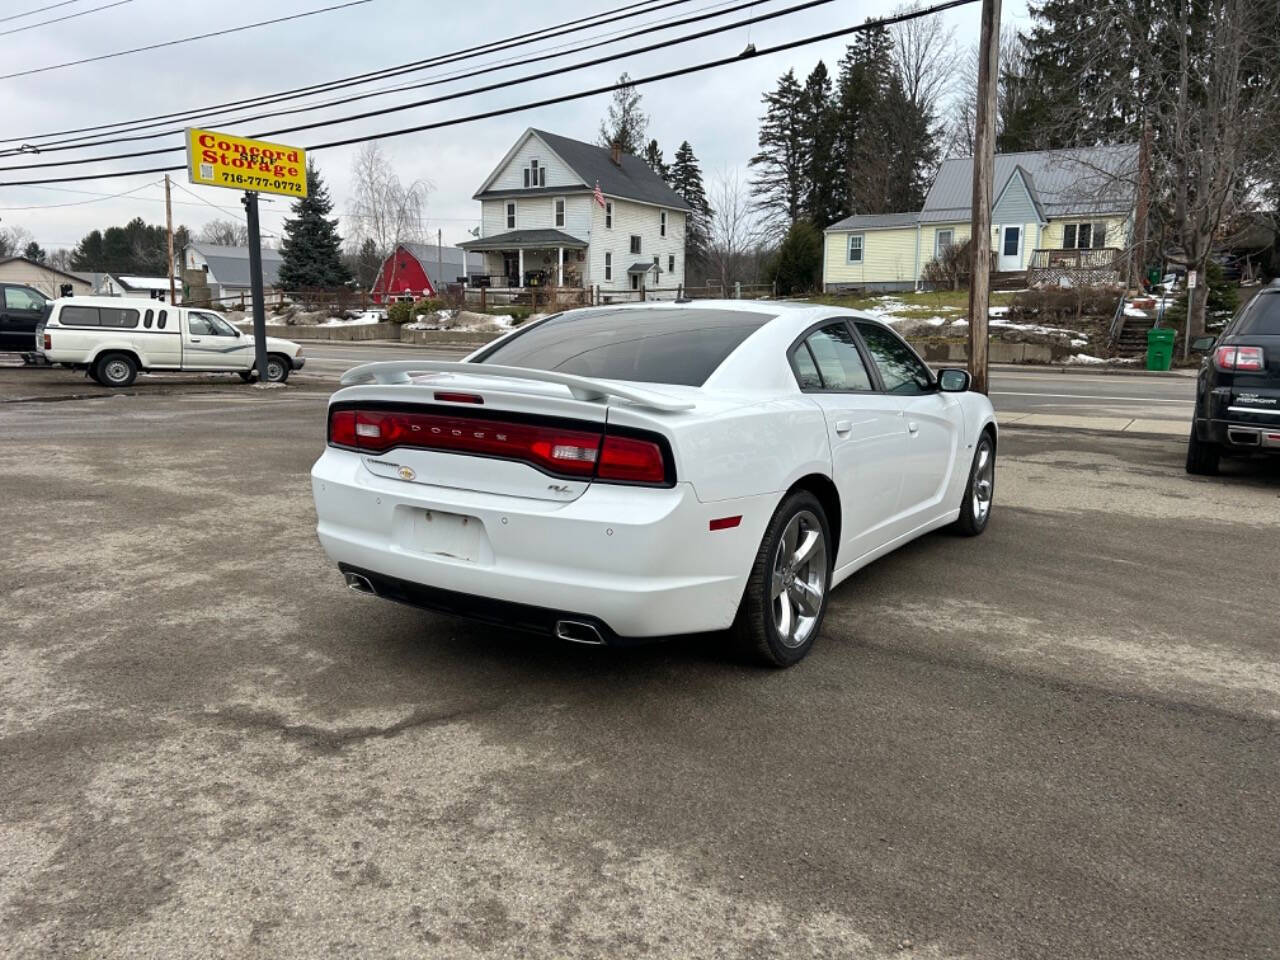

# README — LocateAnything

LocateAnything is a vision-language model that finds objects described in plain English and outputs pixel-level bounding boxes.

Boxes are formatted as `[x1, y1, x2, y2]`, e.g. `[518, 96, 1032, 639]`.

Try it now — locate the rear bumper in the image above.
[1196, 417, 1280, 452]
[311, 447, 774, 639]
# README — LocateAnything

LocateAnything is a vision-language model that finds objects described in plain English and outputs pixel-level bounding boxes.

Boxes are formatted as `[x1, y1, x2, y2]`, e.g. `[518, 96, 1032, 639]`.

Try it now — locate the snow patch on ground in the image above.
[322, 310, 384, 326]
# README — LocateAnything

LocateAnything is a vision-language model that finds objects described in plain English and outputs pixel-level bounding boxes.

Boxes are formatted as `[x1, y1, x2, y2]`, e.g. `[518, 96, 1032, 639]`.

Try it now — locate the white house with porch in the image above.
[459, 128, 690, 297]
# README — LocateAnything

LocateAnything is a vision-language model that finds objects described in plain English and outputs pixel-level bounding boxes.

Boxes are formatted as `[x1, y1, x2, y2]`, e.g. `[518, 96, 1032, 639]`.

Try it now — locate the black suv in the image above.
[0, 283, 53, 354]
[1187, 285, 1280, 474]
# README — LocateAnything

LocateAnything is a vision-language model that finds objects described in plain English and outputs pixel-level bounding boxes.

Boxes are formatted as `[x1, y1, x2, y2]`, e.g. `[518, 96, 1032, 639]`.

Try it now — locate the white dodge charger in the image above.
[311, 301, 996, 666]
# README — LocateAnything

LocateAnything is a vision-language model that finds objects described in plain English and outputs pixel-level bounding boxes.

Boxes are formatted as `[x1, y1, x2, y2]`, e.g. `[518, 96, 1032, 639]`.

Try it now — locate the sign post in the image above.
[184, 127, 307, 383]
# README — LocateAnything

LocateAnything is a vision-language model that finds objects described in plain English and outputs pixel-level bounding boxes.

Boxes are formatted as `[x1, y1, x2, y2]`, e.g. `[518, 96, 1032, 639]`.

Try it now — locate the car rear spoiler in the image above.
[337, 360, 695, 412]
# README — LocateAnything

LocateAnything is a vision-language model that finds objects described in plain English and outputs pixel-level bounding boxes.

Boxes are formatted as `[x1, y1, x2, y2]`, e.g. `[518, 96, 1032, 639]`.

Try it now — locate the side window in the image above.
[605, 201, 613, 229]
[604, 252, 612, 281]
[847, 234, 864, 263]
[855, 321, 933, 395]
[157, 309, 167, 330]
[799, 323, 873, 391]
[59, 305, 100, 326]
[791, 342, 823, 389]
[187, 314, 213, 336]
[506, 202, 516, 229]
[5, 286, 46, 311]
[630, 235, 641, 255]
[144, 309, 154, 328]
[100, 307, 139, 328]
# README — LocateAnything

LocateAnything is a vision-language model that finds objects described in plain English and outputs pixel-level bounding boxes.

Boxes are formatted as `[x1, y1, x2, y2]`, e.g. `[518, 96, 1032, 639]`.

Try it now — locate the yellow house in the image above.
[823, 144, 1138, 293]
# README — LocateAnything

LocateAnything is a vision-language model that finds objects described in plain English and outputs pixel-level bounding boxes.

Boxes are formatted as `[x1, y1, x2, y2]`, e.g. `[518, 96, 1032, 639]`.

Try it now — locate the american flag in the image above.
[593, 181, 605, 207]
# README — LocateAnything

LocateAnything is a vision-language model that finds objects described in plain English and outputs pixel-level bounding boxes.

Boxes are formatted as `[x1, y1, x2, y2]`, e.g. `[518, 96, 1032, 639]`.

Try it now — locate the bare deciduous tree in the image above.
[707, 169, 766, 289]
[890, 3, 959, 118]
[0, 225, 33, 258]
[347, 143, 432, 289]
[197, 219, 249, 246]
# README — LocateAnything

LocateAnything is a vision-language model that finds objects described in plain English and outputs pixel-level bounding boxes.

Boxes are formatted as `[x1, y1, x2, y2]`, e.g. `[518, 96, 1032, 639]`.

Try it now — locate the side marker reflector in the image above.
[709, 515, 742, 531]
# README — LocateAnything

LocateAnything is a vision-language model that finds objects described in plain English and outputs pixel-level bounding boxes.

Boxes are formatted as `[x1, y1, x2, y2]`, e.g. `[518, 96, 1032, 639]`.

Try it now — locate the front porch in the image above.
[1027, 247, 1124, 287]
[458, 228, 587, 289]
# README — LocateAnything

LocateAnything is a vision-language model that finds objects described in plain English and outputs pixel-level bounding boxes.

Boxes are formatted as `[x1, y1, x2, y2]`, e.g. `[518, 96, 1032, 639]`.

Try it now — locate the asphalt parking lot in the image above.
[3, 374, 1278, 959]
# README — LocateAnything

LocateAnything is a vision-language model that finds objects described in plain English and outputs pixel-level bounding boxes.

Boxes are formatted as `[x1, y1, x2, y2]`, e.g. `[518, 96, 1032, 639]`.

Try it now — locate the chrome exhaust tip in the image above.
[1228, 428, 1261, 446]
[555, 620, 606, 645]
[344, 572, 376, 595]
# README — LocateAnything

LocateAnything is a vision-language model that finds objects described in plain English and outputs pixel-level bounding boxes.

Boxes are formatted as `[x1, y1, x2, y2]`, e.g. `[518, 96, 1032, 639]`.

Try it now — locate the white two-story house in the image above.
[459, 128, 690, 295]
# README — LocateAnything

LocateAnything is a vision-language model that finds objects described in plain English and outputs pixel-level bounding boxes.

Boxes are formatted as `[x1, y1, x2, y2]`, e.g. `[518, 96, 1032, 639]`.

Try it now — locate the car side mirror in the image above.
[1190, 336, 1216, 352]
[938, 368, 971, 393]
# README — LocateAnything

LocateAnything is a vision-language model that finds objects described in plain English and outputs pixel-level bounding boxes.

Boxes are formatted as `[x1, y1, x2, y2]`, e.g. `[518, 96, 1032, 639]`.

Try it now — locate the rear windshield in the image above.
[1236, 294, 1280, 336]
[475, 307, 772, 386]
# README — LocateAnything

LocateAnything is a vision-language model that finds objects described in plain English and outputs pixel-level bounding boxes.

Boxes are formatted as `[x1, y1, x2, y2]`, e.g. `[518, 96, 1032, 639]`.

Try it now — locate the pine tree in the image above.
[834, 24, 897, 215]
[800, 61, 842, 227]
[669, 141, 713, 268]
[278, 161, 351, 290]
[23, 241, 47, 263]
[597, 74, 648, 155]
[749, 68, 808, 236]
[354, 237, 383, 289]
[643, 139, 669, 181]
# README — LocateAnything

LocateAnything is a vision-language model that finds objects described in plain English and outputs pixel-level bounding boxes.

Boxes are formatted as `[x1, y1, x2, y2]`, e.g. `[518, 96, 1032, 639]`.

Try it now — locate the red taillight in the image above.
[329, 409, 357, 448]
[434, 391, 483, 404]
[1215, 345, 1265, 372]
[43, 333, 52, 350]
[328, 407, 671, 485]
[597, 435, 666, 485]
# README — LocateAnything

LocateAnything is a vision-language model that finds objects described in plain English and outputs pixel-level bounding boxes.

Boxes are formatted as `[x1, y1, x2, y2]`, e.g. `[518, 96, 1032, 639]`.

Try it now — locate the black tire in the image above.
[94, 352, 137, 388]
[731, 490, 832, 668]
[265, 354, 290, 383]
[238, 370, 255, 383]
[1185, 421, 1220, 475]
[953, 431, 995, 536]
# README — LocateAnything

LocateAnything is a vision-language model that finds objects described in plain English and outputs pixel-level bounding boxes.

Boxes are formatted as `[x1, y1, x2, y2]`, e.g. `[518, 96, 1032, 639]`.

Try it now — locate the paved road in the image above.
[2, 390, 1277, 959]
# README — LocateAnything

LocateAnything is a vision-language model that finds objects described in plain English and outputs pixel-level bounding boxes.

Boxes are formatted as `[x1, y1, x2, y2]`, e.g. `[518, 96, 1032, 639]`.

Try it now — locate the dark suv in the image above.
[1187, 285, 1280, 474]
[0, 283, 52, 354]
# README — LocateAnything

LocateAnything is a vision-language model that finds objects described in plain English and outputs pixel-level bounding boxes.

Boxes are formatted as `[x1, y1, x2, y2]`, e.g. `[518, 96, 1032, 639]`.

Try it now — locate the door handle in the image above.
[834, 419, 852, 435]
[907, 421, 920, 434]
[189, 337, 202, 342]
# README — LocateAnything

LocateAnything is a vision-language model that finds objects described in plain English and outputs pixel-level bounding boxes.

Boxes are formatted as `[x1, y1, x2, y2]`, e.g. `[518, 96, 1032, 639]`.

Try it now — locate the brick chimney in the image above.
[610, 141, 621, 166]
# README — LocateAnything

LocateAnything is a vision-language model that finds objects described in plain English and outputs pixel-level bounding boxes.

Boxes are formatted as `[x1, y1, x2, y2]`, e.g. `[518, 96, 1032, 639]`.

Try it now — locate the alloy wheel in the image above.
[770, 509, 827, 649]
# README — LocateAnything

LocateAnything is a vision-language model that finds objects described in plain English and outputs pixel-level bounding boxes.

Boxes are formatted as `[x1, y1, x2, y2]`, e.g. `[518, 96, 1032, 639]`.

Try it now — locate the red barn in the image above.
[371, 243, 481, 303]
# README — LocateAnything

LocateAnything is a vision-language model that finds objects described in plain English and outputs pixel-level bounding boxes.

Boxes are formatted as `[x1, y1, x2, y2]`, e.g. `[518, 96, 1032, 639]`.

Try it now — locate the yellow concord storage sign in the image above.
[186, 127, 307, 198]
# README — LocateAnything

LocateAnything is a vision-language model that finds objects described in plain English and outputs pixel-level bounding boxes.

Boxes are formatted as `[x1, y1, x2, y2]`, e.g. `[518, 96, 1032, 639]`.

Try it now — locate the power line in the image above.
[0, 0, 85, 24]
[0, 0, 679, 143]
[0, 0, 373, 81]
[0, 0, 979, 188]
[0, 0, 835, 172]
[0, 179, 161, 210]
[10, 0, 737, 156]
[0, 0, 132, 37]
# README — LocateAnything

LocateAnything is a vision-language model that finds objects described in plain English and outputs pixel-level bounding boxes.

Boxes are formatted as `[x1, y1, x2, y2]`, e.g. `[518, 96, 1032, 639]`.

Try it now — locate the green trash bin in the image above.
[1147, 326, 1176, 371]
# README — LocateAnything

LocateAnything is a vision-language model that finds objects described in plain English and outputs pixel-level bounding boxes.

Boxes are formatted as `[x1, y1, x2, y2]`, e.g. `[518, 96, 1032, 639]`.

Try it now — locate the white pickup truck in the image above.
[38, 297, 305, 387]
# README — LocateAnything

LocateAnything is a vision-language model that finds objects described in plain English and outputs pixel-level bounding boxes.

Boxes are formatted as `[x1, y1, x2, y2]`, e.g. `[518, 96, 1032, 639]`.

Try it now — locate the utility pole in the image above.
[437, 227, 443, 298]
[165, 175, 176, 306]
[1131, 120, 1153, 291]
[242, 191, 269, 383]
[967, 0, 1001, 395]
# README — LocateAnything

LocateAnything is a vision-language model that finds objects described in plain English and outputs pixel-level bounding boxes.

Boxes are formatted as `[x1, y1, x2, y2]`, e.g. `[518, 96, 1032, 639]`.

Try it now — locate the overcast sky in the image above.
[0, 0, 1030, 256]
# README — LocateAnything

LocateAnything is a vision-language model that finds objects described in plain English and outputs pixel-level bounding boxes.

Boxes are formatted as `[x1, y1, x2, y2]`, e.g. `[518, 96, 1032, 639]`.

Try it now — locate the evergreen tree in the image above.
[354, 237, 383, 289]
[768, 220, 823, 295]
[68, 217, 186, 274]
[800, 61, 842, 228]
[835, 24, 897, 215]
[22, 241, 47, 263]
[597, 74, 648, 155]
[669, 141, 713, 267]
[278, 161, 350, 290]
[643, 139, 669, 180]
[749, 68, 808, 236]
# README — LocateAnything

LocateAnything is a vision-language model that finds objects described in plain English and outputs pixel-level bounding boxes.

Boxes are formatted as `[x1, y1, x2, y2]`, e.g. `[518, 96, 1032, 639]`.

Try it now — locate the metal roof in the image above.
[920, 144, 1138, 223]
[187, 243, 283, 288]
[627, 261, 660, 274]
[475, 129, 692, 211]
[458, 229, 588, 250]
[826, 212, 919, 232]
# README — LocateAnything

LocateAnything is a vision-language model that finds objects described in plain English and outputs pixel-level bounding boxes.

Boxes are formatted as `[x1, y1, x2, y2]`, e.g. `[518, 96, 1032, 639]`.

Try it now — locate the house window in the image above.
[847, 234, 864, 263]
[506, 202, 516, 230]
[604, 252, 613, 281]
[668, 254, 675, 275]
[660, 210, 667, 237]
[630, 235, 641, 255]
[1062, 222, 1107, 250]
[605, 201, 613, 229]
[934, 229, 953, 258]
[522, 159, 545, 189]
[554, 197, 565, 228]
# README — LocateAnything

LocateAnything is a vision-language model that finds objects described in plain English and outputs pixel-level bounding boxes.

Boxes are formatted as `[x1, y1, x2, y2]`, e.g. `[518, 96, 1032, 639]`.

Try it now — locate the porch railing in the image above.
[1028, 247, 1122, 271]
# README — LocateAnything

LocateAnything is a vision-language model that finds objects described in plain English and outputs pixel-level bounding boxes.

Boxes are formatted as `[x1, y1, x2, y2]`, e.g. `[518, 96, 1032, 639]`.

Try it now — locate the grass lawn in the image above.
[797, 289, 1017, 320]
